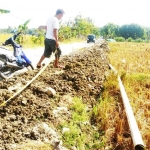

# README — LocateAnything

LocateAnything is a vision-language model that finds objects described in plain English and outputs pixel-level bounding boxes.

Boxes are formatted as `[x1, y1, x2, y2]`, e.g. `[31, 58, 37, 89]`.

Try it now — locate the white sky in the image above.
[0, 0, 150, 29]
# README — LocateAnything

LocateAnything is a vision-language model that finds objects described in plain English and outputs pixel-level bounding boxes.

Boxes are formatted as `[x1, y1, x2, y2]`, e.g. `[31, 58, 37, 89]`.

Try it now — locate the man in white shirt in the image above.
[37, 9, 64, 68]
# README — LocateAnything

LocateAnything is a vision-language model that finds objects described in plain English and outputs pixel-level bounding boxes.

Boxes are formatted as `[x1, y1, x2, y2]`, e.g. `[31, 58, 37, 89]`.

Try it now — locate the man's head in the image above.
[55, 9, 64, 20]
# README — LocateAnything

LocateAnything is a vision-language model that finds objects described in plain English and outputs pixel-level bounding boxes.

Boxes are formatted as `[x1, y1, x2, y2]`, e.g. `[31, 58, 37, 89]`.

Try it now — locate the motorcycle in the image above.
[0, 32, 34, 79]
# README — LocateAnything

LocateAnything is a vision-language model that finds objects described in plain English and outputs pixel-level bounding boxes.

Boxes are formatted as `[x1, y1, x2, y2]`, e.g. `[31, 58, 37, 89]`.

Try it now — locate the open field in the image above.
[108, 42, 150, 149]
[0, 38, 150, 149]
[0, 34, 85, 49]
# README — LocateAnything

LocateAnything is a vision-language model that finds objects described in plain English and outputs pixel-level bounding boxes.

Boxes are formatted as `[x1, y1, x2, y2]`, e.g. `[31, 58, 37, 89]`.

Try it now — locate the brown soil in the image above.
[0, 42, 110, 150]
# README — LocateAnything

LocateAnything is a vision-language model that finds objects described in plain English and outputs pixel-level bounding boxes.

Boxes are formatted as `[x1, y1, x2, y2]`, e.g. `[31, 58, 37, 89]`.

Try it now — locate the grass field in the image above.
[107, 42, 150, 149]
[0, 33, 44, 49]
[0, 33, 85, 50]
[1, 33, 149, 149]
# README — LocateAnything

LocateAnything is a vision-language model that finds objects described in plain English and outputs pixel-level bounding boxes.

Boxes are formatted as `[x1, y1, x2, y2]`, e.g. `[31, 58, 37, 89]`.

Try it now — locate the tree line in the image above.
[58, 14, 100, 41]
[100, 23, 150, 40]
[0, 15, 150, 43]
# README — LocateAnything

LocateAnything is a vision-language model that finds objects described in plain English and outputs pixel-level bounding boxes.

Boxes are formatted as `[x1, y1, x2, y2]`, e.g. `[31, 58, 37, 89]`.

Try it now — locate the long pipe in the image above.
[109, 64, 145, 150]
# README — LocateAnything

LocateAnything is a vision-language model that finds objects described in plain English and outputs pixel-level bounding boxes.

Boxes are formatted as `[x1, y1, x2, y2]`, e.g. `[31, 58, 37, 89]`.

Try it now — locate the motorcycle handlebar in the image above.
[3, 32, 22, 46]
[13, 32, 21, 40]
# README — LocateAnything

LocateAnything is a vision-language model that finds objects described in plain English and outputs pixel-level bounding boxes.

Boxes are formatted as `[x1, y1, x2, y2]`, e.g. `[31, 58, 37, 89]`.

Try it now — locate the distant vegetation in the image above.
[0, 14, 100, 45]
[0, 15, 150, 45]
[100, 23, 150, 42]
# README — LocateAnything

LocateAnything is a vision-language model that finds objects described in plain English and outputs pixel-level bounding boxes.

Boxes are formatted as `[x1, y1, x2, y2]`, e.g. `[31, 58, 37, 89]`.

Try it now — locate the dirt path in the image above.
[24, 41, 95, 68]
[0, 41, 96, 79]
[0, 41, 109, 150]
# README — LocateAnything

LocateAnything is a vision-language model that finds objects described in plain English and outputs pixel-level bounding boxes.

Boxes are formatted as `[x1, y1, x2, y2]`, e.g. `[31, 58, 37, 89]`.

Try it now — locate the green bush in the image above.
[143, 39, 150, 43]
[135, 38, 143, 43]
[115, 37, 125, 42]
[31, 35, 44, 44]
[127, 37, 133, 42]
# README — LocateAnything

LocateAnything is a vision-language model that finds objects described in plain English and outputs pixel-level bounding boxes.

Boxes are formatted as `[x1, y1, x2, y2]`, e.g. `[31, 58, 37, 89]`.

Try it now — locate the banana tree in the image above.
[17, 19, 30, 44]
[18, 19, 30, 33]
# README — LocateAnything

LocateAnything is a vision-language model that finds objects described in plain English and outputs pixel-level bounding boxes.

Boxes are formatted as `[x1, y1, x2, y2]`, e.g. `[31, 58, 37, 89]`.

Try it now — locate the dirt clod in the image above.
[0, 41, 110, 149]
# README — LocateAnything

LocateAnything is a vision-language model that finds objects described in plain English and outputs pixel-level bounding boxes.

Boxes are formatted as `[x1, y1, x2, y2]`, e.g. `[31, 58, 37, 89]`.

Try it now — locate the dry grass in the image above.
[0, 33, 12, 43]
[0, 33, 84, 49]
[108, 42, 150, 149]
[95, 72, 134, 149]
[14, 141, 53, 150]
[0, 33, 44, 49]
[108, 42, 150, 74]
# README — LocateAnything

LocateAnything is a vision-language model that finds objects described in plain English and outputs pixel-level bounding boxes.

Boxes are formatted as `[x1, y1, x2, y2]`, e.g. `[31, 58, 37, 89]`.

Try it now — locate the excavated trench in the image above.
[0, 42, 114, 150]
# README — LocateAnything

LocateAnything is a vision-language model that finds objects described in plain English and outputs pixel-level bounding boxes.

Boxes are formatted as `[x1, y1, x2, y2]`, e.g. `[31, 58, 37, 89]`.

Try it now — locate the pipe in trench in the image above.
[109, 64, 145, 150]
[118, 77, 145, 150]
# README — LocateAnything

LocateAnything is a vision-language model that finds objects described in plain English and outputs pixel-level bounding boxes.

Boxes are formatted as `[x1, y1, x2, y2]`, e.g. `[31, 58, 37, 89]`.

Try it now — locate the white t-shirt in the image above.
[46, 16, 59, 40]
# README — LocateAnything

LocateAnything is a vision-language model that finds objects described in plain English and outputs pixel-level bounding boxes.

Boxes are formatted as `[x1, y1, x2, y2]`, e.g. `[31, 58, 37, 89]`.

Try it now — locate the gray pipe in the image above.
[109, 64, 145, 150]
[118, 77, 145, 150]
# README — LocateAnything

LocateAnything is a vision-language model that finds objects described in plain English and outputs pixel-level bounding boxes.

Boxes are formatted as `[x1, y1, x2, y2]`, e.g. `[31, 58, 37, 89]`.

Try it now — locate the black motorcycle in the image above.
[0, 32, 34, 79]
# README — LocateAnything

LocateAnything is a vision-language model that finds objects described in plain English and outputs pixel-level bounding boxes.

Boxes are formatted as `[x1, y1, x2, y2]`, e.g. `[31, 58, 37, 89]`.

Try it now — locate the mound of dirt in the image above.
[0, 41, 110, 150]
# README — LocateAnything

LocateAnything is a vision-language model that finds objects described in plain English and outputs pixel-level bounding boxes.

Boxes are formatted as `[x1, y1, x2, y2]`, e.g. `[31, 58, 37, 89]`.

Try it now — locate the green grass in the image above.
[57, 97, 106, 150]
[127, 73, 150, 81]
